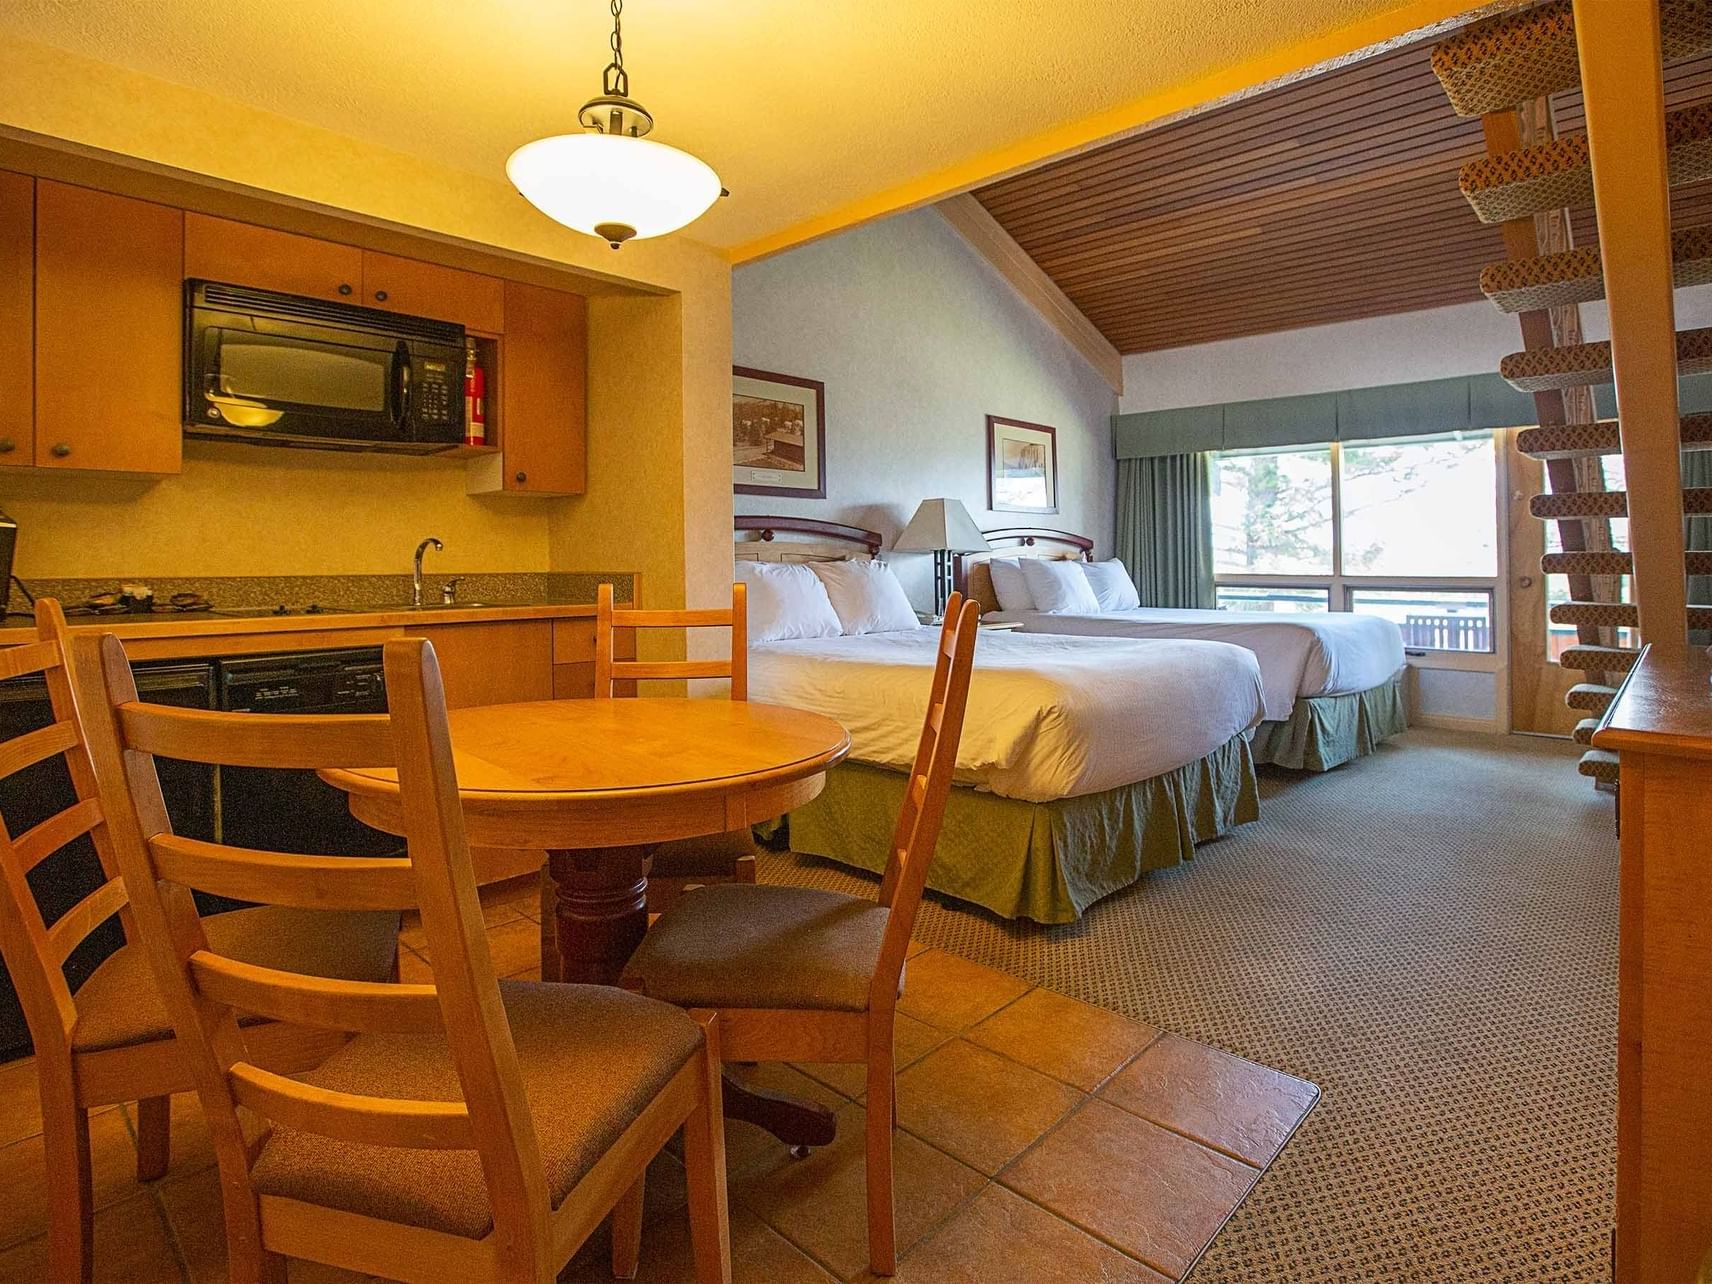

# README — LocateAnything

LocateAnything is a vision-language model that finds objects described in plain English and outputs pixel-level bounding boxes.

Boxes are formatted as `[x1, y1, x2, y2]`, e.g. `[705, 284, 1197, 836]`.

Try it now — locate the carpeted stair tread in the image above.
[1459, 103, 1712, 225]
[1567, 682, 1619, 712]
[1531, 487, 1712, 518]
[1483, 226, 1712, 313]
[1501, 326, 1712, 393]
[1577, 748, 1620, 783]
[1559, 645, 1640, 673]
[1543, 549, 1712, 575]
[1552, 600, 1712, 630]
[1573, 717, 1600, 746]
[1431, 0, 1712, 118]
[1518, 412, 1712, 459]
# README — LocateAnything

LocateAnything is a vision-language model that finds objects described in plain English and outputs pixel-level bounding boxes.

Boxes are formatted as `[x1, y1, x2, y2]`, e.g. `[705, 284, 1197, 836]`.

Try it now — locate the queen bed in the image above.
[734, 517, 1265, 924]
[961, 528, 1408, 771]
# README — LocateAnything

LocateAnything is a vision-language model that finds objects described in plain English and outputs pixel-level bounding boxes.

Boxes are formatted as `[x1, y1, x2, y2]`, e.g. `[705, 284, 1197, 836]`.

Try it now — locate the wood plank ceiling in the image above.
[972, 37, 1712, 355]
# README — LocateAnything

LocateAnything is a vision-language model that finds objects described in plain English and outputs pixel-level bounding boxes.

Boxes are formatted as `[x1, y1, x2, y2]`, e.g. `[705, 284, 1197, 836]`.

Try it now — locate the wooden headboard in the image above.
[955, 527, 1095, 614]
[734, 515, 884, 563]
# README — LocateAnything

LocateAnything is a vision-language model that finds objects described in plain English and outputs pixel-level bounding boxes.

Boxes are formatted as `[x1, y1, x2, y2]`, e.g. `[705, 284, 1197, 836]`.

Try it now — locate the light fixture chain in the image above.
[604, 0, 629, 98]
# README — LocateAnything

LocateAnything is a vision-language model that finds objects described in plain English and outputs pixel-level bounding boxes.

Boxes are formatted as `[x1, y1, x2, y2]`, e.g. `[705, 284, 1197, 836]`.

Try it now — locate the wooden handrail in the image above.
[734, 515, 882, 555]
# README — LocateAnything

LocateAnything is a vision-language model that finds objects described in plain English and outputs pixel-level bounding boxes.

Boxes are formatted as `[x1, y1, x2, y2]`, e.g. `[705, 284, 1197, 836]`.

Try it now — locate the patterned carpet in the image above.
[760, 729, 1618, 1283]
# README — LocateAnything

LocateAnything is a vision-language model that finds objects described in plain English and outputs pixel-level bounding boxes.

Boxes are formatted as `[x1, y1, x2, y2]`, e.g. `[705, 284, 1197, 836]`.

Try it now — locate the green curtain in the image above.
[1115, 454, 1215, 609]
[1686, 448, 1712, 646]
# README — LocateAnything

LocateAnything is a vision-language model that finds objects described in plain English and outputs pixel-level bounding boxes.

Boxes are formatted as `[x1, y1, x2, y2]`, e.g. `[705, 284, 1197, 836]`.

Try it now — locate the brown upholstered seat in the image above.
[71, 906, 401, 1054]
[249, 981, 701, 1239]
[627, 884, 891, 1012]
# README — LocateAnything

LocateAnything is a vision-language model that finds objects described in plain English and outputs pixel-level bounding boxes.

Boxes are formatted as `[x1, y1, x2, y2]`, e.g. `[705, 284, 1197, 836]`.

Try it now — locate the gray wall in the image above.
[732, 207, 1117, 611]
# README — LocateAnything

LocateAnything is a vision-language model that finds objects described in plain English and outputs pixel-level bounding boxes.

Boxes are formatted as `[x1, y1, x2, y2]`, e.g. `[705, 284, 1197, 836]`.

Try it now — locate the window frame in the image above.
[1209, 435, 1505, 667]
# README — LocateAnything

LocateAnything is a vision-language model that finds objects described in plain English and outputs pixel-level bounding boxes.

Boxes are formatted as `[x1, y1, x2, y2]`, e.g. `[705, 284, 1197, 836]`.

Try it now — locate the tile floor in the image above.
[0, 878, 1318, 1283]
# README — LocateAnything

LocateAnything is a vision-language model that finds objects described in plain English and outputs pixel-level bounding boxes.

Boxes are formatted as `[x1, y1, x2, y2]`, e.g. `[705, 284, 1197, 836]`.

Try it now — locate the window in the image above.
[1210, 432, 1499, 653]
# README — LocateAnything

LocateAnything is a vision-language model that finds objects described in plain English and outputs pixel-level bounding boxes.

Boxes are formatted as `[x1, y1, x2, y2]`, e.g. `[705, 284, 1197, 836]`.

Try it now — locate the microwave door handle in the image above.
[391, 343, 411, 428]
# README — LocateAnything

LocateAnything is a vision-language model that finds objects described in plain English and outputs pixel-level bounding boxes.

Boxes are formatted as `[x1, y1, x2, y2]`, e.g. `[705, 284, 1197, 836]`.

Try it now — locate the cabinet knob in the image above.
[0, 438, 14, 454]
[338, 283, 353, 296]
[373, 289, 389, 302]
[514, 471, 527, 484]
[50, 442, 71, 458]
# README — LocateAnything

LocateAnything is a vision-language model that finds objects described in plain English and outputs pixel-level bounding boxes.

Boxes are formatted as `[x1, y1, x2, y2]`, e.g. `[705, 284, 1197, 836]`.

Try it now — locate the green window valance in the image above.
[1113, 371, 1712, 458]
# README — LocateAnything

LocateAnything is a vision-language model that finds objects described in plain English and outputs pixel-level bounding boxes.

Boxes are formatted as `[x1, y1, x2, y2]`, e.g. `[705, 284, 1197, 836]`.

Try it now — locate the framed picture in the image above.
[986, 415, 1059, 514]
[733, 367, 826, 498]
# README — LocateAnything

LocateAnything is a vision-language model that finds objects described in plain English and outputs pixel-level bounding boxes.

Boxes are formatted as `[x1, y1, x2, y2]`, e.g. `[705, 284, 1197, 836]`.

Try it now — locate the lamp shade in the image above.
[894, 498, 992, 554]
[507, 132, 722, 244]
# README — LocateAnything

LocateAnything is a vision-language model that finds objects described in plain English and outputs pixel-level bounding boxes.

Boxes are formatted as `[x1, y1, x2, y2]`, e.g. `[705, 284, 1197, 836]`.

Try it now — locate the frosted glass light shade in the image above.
[507, 132, 721, 243]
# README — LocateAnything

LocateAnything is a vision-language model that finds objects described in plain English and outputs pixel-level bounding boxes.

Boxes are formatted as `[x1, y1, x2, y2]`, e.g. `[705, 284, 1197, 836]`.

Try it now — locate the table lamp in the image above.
[894, 498, 992, 617]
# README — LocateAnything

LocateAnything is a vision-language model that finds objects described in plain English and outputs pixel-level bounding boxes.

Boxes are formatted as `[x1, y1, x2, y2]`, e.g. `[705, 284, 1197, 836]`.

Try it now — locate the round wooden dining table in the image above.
[321, 696, 851, 987]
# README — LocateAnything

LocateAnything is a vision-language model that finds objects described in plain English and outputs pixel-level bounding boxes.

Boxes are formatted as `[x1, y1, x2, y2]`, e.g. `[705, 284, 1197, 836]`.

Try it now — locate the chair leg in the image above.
[682, 1012, 732, 1284]
[611, 1173, 645, 1280]
[733, 852, 757, 884]
[134, 1094, 171, 1181]
[41, 1095, 94, 1284]
[866, 1019, 897, 1276]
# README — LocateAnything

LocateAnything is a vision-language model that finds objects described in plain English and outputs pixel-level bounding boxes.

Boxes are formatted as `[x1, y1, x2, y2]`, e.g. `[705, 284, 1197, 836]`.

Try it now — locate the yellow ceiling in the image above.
[0, 0, 1496, 261]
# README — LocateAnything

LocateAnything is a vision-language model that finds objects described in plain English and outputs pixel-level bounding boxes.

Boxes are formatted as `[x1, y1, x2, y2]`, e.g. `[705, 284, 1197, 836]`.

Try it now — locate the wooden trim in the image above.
[986, 416, 1060, 515]
[733, 515, 883, 554]
[732, 367, 827, 499]
[952, 526, 1094, 593]
[934, 195, 1123, 394]
[1574, 0, 1688, 663]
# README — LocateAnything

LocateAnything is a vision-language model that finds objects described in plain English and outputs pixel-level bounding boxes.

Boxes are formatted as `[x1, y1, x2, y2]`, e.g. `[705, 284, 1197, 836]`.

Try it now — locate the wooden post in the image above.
[1574, 0, 1688, 662]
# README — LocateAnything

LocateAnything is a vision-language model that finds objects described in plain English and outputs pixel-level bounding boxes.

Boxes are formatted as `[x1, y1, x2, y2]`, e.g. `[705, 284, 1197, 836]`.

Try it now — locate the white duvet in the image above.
[981, 607, 1405, 722]
[748, 628, 1264, 803]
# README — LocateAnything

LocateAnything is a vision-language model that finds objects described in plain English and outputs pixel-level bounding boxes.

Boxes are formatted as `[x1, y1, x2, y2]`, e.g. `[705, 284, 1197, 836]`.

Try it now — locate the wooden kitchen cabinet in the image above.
[0, 172, 33, 470]
[184, 212, 363, 302]
[469, 281, 586, 496]
[361, 251, 505, 334]
[407, 620, 554, 708]
[34, 181, 183, 474]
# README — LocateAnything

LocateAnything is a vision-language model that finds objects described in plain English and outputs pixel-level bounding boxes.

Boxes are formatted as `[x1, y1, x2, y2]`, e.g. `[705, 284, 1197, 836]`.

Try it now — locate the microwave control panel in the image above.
[417, 359, 456, 425]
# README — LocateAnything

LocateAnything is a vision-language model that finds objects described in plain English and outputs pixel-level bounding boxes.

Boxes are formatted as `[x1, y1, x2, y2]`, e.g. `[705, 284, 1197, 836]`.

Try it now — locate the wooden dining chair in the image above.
[72, 631, 732, 1284]
[626, 594, 980, 1276]
[594, 580, 755, 913]
[0, 599, 397, 1284]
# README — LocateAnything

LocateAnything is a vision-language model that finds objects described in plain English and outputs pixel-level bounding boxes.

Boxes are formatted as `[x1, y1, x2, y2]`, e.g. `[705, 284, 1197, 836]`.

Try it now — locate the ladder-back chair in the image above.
[72, 632, 731, 1284]
[626, 595, 980, 1276]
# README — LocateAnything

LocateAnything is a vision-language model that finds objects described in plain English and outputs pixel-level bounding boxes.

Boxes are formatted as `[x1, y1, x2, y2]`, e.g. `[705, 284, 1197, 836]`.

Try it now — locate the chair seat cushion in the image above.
[249, 981, 701, 1239]
[71, 906, 401, 1054]
[627, 884, 891, 1012]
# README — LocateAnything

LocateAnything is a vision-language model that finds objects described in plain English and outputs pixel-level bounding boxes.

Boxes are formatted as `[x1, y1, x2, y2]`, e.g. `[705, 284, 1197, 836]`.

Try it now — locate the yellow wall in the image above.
[0, 37, 732, 608]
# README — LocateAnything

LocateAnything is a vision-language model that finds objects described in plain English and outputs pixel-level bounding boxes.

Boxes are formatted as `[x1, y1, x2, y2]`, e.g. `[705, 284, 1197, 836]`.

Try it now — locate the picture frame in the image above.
[733, 367, 827, 498]
[986, 415, 1059, 514]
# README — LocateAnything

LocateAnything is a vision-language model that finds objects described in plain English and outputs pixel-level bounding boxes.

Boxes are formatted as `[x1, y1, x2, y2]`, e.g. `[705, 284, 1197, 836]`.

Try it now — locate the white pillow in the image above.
[734, 561, 843, 642]
[811, 560, 920, 634]
[1019, 558, 1101, 614]
[1081, 559, 1141, 612]
[986, 558, 1037, 612]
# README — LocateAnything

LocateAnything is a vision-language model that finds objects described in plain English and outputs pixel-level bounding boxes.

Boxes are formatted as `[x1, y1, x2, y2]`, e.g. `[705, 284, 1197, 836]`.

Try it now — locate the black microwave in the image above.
[185, 280, 467, 454]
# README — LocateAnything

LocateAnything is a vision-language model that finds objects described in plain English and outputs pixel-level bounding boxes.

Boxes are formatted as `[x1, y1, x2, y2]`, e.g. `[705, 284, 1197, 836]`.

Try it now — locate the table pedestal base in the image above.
[722, 1070, 838, 1153]
[544, 845, 649, 986]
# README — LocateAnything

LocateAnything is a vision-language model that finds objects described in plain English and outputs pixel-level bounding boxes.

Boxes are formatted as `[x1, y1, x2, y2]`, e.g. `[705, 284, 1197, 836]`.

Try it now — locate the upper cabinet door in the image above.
[498, 281, 585, 495]
[361, 251, 505, 333]
[184, 213, 362, 302]
[0, 172, 33, 470]
[35, 182, 184, 474]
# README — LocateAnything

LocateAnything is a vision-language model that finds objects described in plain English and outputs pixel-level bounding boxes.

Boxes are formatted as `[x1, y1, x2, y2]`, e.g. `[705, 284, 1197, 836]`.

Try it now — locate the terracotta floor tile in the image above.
[722, 1064, 849, 1182]
[794, 1014, 951, 1100]
[395, 945, 432, 984]
[896, 950, 1029, 1032]
[0, 1059, 44, 1150]
[891, 1183, 1169, 1284]
[0, 1107, 138, 1250]
[0, 1192, 180, 1284]
[1002, 1098, 1257, 1279]
[1100, 1033, 1319, 1168]
[895, 1039, 1083, 1176]
[123, 1090, 214, 1181]
[158, 1165, 226, 1284]
[416, 915, 540, 978]
[735, 1099, 984, 1280]
[563, 1205, 837, 1284]
[967, 987, 1159, 1091]
[905, 939, 929, 960]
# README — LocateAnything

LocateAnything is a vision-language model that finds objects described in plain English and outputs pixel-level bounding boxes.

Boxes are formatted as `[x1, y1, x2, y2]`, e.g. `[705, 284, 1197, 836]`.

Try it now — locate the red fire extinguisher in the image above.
[464, 344, 487, 447]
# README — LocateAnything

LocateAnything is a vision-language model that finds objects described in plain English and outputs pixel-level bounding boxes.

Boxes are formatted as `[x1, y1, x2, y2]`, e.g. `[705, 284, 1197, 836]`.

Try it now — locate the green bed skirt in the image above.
[1249, 675, 1408, 772]
[783, 734, 1259, 925]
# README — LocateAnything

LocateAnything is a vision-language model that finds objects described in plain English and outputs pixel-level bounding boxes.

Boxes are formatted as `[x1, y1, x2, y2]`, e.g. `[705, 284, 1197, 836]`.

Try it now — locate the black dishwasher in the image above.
[216, 648, 401, 858]
[0, 660, 217, 1062]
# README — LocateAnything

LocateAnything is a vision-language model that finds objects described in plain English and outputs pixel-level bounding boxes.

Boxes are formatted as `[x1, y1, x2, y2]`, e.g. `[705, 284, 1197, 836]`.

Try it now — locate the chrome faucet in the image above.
[412, 537, 443, 607]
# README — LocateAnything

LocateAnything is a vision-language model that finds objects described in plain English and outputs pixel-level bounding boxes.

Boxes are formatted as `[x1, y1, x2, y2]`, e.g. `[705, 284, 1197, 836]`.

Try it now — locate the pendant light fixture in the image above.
[507, 0, 723, 249]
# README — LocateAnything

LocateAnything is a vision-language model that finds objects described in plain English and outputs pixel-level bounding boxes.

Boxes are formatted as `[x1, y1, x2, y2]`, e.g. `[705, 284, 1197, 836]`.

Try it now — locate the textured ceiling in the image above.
[0, 0, 1473, 254]
[974, 39, 1712, 354]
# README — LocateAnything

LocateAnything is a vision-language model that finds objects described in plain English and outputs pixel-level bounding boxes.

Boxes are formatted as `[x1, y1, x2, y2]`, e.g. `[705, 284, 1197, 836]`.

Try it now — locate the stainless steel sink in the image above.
[344, 602, 492, 612]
